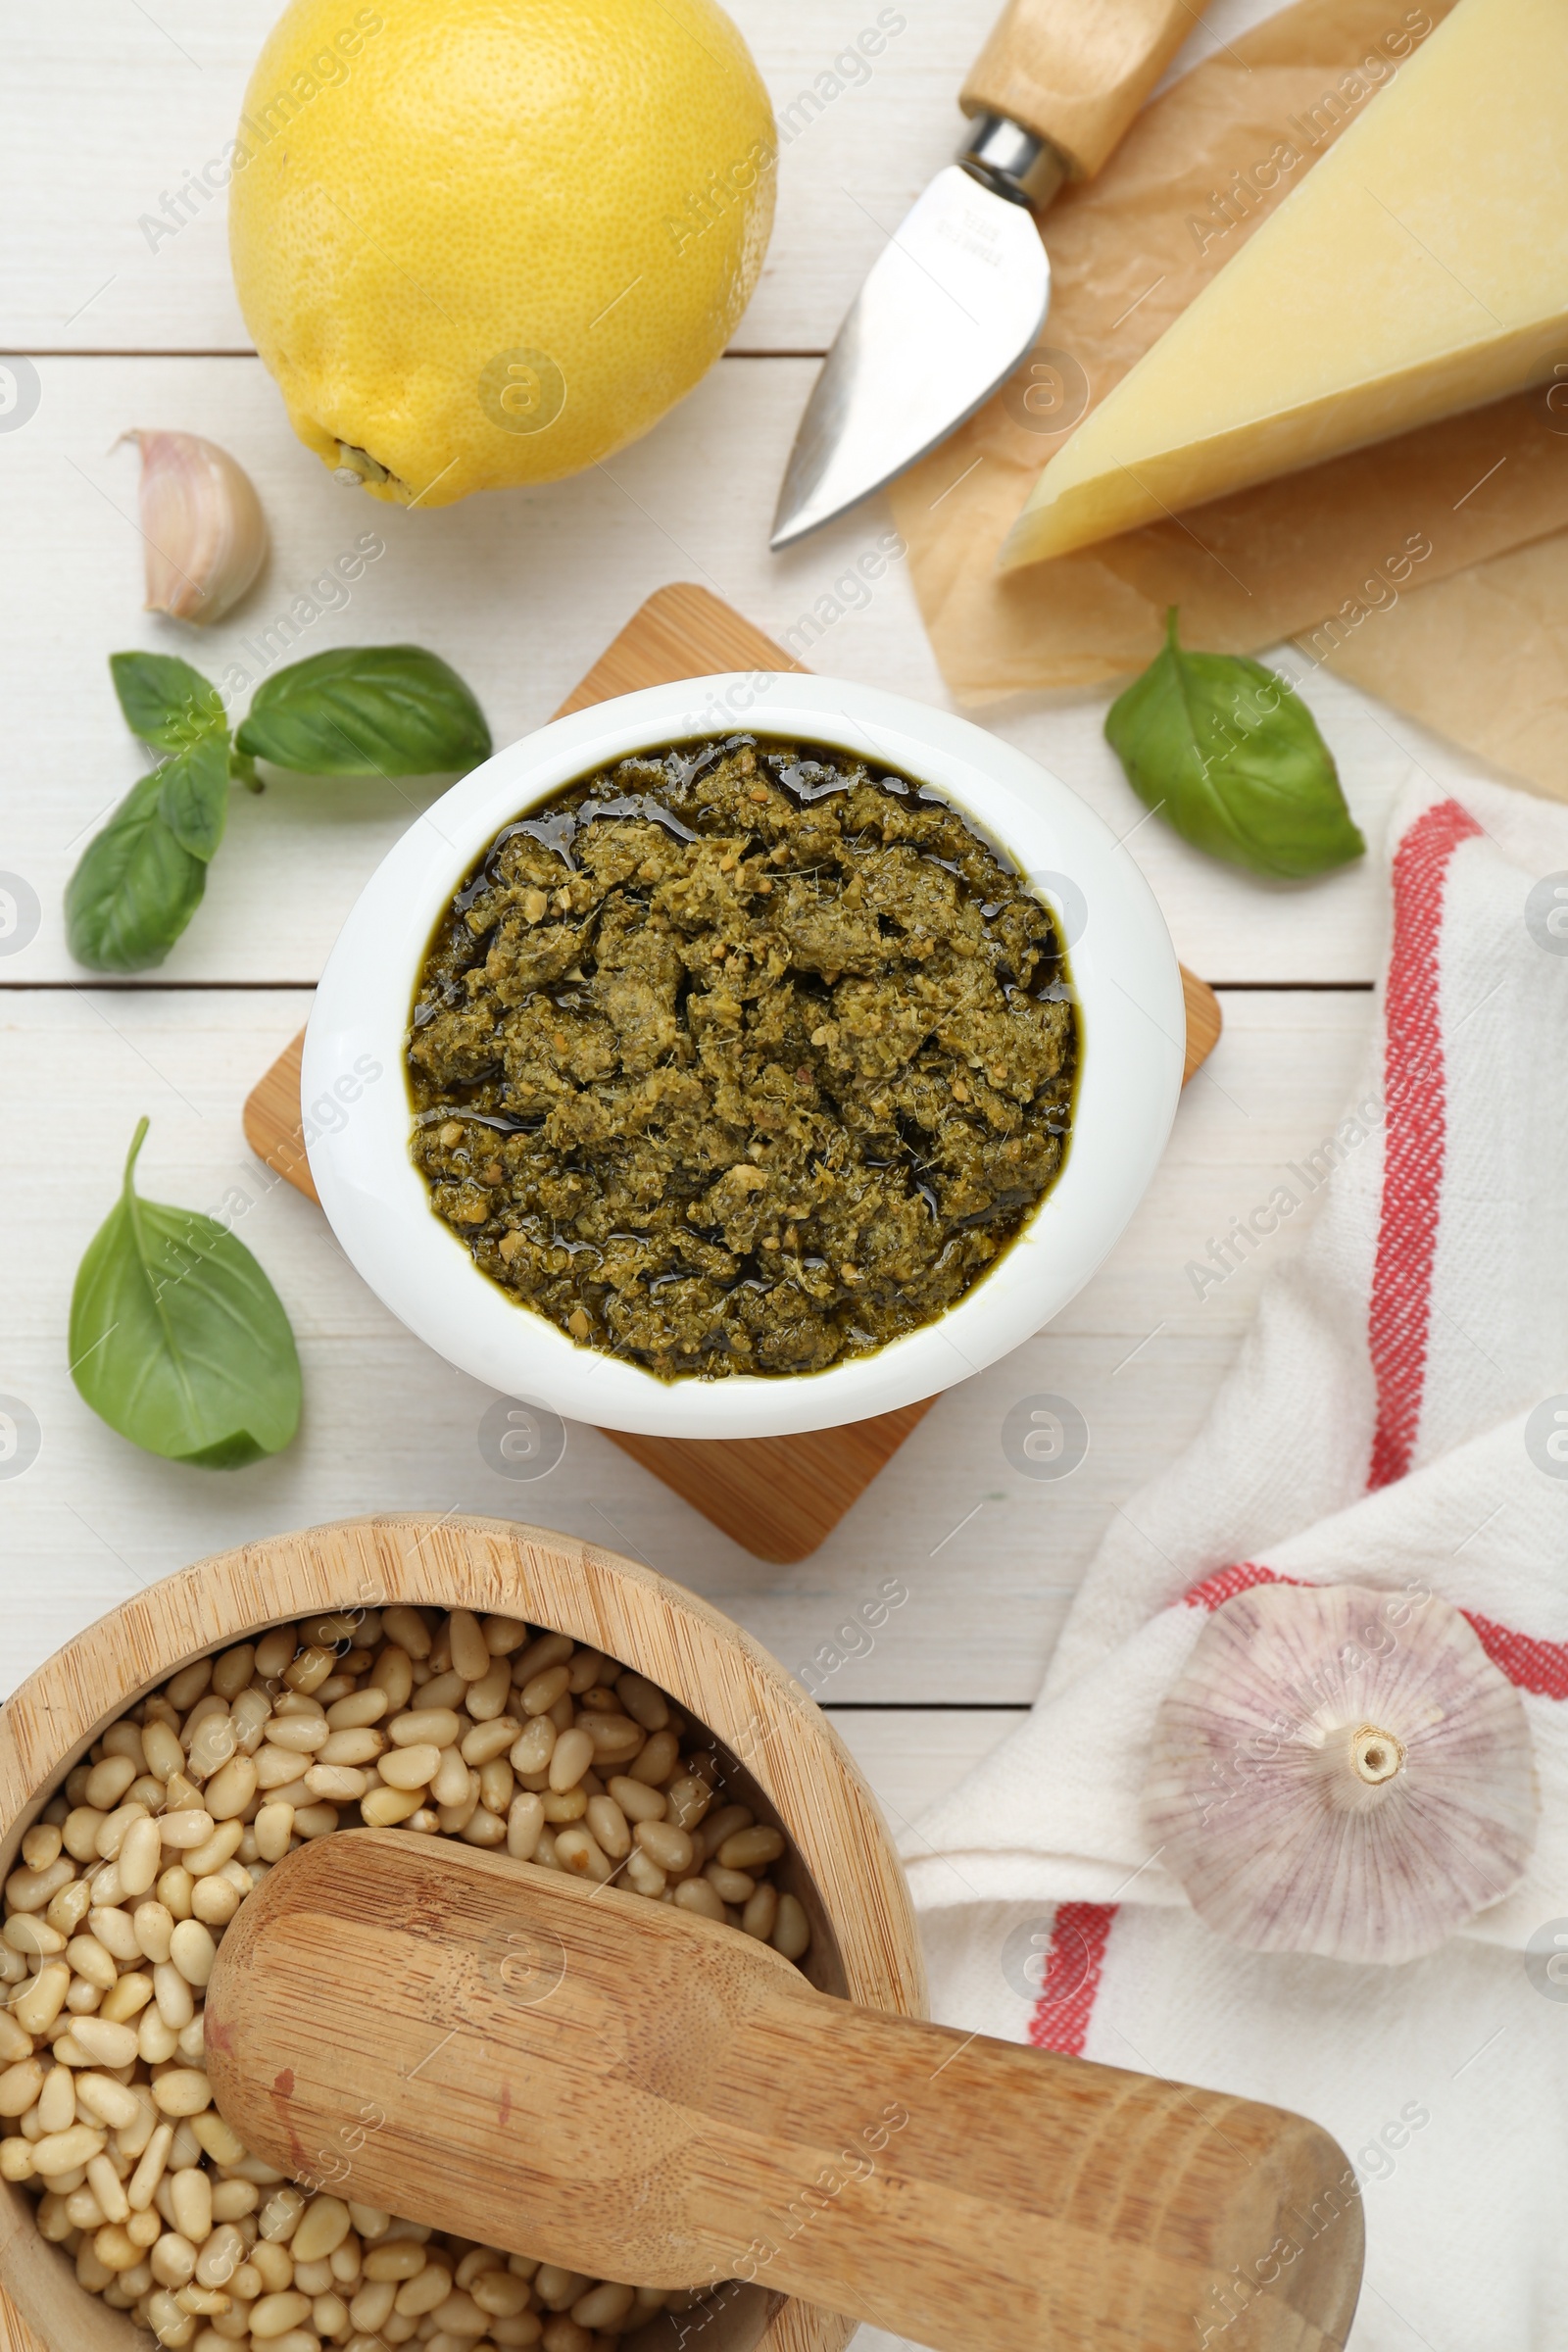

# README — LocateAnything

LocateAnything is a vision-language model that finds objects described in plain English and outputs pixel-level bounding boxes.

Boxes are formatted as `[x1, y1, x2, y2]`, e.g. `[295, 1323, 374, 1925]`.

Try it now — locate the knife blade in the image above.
[770, 0, 1212, 552]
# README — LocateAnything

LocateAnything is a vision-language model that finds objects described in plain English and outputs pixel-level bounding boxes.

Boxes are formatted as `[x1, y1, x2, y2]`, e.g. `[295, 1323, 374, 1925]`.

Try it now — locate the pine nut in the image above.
[520, 1665, 571, 1717]
[634, 1821, 693, 1875]
[512, 1632, 573, 1685]
[85, 1905, 139, 1962]
[573, 2280, 636, 2329]
[395, 2261, 455, 2316]
[172, 2165, 213, 2241]
[71, 2015, 140, 2068]
[127, 2120, 173, 2210]
[361, 1786, 423, 1827]
[117, 1814, 163, 1898]
[553, 1828, 612, 1884]
[65, 1934, 119, 1990]
[0, 2059, 43, 2117]
[187, 1820, 247, 1878]
[509, 1718, 556, 1775]
[716, 1826, 784, 1871]
[251, 2288, 314, 2336]
[623, 1848, 665, 1898]
[431, 1747, 472, 1808]
[318, 1728, 384, 1767]
[547, 1729, 594, 1793]
[378, 1745, 441, 1791]
[292, 1804, 340, 1839]
[5, 1856, 74, 1914]
[672, 1879, 727, 1924]
[152, 2069, 212, 2118]
[388, 1708, 463, 1749]
[505, 1794, 545, 1861]
[380, 1608, 432, 1660]
[465, 1660, 513, 1721]
[254, 1803, 296, 1863]
[101, 1958, 154, 2019]
[771, 1891, 810, 1960]
[364, 2242, 428, 2282]
[170, 1920, 217, 1988]
[262, 1717, 330, 1756]
[740, 1882, 778, 1941]
[585, 1796, 630, 1860]
[705, 1864, 756, 1904]
[74, 2071, 141, 2130]
[203, 1757, 259, 1823]
[477, 1757, 514, 1815]
[159, 1810, 218, 1849]
[448, 1610, 489, 1681]
[606, 1776, 665, 1824]
[83, 1757, 137, 1813]
[14, 1960, 70, 2034]
[325, 1690, 388, 1731]
[305, 1766, 369, 1802]
[351, 2278, 398, 2329]
[292, 2193, 353, 2263]
[196, 2220, 247, 2287]
[661, 1775, 710, 1830]
[461, 1718, 520, 1766]
[33, 2123, 106, 2175]
[695, 1802, 748, 1848]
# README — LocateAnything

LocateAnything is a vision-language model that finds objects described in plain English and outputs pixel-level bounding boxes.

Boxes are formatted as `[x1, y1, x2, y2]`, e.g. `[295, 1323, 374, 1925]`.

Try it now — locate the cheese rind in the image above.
[1001, 0, 1568, 570]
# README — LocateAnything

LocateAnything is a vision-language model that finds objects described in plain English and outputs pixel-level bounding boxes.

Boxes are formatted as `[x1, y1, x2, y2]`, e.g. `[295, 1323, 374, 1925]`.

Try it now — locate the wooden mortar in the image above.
[0, 1512, 924, 2352]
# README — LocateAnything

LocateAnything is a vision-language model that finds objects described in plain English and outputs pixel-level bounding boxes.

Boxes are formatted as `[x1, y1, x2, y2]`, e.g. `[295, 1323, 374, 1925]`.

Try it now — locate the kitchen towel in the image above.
[904, 772, 1568, 2348]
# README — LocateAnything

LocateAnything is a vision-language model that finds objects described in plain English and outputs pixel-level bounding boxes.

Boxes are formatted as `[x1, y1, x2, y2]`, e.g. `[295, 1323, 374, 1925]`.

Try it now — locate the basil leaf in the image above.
[70, 1118, 302, 1468]
[110, 652, 226, 754]
[1104, 610, 1365, 881]
[65, 773, 207, 972]
[236, 645, 492, 776]
[158, 732, 230, 861]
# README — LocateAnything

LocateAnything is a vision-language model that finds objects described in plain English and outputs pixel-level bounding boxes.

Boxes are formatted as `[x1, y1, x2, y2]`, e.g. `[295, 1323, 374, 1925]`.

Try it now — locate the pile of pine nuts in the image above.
[0, 1604, 811, 2352]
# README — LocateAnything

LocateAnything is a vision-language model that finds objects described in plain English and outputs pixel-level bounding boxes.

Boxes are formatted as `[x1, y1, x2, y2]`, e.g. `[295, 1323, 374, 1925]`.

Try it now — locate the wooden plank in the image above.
[0, 358, 1437, 988]
[239, 582, 1221, 1562]
[0, 985, 1370, 1702]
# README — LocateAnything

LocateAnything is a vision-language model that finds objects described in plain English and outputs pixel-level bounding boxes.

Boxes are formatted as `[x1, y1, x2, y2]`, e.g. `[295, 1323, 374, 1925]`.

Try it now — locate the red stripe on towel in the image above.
[1027, 1900, 1116, 2057]
[1367, 799, 1482, 1489]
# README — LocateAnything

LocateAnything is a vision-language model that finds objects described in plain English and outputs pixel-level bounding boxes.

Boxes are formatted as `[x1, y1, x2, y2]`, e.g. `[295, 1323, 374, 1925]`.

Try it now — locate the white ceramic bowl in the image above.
[304, 672, 1184, 1439]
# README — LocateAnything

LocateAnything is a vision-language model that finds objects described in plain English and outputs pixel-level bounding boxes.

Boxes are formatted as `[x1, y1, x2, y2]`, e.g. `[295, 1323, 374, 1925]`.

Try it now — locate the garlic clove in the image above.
[122, 429, 268, 624]
[1143, 1581, 1538, 1967]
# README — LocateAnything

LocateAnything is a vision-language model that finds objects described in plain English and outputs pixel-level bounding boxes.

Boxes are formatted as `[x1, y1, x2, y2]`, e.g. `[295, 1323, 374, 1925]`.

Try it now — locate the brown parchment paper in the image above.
[1321, 531, 1568, 800]
[890, 0, 1568, 732]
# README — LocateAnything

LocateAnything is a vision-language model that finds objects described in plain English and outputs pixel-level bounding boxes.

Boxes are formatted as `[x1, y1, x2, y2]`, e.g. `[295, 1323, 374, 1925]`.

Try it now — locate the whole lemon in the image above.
[229, 0, 776, 507]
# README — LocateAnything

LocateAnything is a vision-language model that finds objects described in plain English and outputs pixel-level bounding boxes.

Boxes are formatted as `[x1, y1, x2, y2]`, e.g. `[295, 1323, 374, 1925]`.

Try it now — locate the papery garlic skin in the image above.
[1144, 1582, 1538, 1966]
[125, 429, 267, 623]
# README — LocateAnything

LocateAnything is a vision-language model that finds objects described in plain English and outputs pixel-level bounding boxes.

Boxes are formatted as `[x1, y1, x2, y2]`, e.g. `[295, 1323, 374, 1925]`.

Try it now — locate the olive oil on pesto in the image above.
[408, 736, 1080, 1380]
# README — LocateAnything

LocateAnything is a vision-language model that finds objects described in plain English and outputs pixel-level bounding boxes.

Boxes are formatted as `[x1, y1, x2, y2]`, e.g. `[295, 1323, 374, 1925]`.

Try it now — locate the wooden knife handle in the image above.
[962, 0, 1209, 179]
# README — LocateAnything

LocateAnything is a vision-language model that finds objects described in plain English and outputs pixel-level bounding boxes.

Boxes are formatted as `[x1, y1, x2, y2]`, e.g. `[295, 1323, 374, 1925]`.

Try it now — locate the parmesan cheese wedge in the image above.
[1000, 0, 1568, 571]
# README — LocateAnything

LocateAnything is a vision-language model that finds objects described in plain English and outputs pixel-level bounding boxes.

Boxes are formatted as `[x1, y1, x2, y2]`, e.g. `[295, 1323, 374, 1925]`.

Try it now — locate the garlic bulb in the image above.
[122, 429, 268, 623]
[1144, 1582, 1538, 1966]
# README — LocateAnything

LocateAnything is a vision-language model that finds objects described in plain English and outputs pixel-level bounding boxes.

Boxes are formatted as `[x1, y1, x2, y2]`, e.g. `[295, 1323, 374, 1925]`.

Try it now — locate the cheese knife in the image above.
[769, 0, 1212, 550]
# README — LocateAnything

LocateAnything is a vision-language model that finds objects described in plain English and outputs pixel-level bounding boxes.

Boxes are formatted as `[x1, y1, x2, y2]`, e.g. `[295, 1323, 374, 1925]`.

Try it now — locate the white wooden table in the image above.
[0, 19, 1490, 2316]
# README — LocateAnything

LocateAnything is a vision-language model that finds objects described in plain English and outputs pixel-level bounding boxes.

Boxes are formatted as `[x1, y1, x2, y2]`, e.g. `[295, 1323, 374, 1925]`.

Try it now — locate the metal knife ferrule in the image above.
[958, 115, 1068, 215]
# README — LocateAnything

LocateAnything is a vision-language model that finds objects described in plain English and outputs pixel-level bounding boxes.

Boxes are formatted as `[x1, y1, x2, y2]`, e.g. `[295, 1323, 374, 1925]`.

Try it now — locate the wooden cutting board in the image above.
[244, 584, 1221, 1562]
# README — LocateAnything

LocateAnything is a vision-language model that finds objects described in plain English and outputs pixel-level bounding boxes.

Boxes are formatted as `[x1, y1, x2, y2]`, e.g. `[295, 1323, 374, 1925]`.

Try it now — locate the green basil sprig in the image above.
[67, 645, 493, 971]
[236, 646, 492, 776]
[64, 771, 208, 973]
[70, 1118, 302, 1467]
[1104, 610, 1365, 881]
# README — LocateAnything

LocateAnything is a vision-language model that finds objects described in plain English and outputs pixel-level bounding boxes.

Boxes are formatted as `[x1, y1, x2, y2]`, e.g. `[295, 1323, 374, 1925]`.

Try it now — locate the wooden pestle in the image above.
[204, 1832, 1364, 2352]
